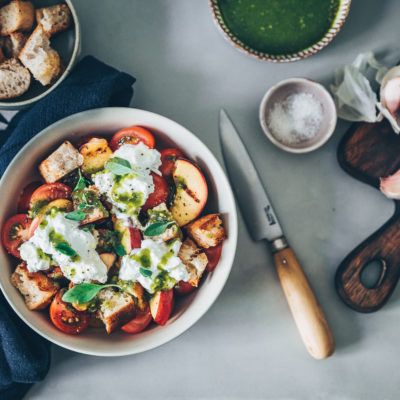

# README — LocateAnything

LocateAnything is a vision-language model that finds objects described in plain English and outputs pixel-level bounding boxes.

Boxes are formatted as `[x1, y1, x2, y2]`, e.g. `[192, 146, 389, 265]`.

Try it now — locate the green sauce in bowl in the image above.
[216, 0, 341, 55]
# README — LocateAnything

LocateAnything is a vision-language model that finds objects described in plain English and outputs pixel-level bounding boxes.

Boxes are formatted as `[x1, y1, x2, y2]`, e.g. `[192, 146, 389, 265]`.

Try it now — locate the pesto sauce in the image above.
[217, 0, 340, 54]
[151, 269, 177, 293]
[36, 247, 52, 263]
[48, 228, 81, 262]
[111, 174, 144, 215]
[174, 176, 187, 190]
[130, 248, 151, 269]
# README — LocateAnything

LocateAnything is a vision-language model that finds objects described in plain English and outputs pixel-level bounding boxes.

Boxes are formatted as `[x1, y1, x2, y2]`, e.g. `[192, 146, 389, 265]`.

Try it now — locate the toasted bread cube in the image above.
[39, 141, 83, 183]
[0, 1, 34, 36]
[11, 263, 58, 310]
[186, 214, 226, 249]
[36, 4, 72, 36]
[2, 32, 28, 57]
[79, 137, 113, 176]
[144, 203, 181, 242]
[19, 25, 61, 86]
[72, 185, 109, 225]
[178, 238, 208, 287]
[96, 288, 136, 334]
[0, 57, 31, 100]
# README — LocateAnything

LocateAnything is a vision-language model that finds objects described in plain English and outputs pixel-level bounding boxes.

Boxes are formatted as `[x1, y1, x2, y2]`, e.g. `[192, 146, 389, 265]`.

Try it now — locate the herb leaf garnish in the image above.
[105, 157, 134, 175]
[82, 223, 95, 232]
[139, 268, 152, 278]
[65, 210, 87, 221]
[114, 244, 126, 257]
[144, 221, 174, 237]
[62, 283, 120, 304]
[55, 242, 76, 256]
[74, 169, 90, 191]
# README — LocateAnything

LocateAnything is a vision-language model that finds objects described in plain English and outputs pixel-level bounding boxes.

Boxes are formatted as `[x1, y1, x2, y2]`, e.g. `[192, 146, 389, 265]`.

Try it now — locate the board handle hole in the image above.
[360, 259, 387, 289]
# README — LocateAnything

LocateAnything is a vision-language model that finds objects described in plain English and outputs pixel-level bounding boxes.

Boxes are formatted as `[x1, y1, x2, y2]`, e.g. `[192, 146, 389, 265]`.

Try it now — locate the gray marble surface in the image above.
[25, 1, 400, 399]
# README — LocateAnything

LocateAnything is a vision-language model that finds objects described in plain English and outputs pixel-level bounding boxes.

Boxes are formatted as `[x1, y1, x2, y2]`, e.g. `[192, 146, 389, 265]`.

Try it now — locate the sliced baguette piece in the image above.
[19, 24, 61, 86]
[96, 288, 136, 334]
[0, 1, 34, 36]
[36, 4, 72, 36]
[3, 32, 28, 57]
[39, 140, 83, 183]
[11, 263, 59, 310]
[178, 238, 208, 287]
[186, 214, 226, 249]
[0, 57, 30, 99]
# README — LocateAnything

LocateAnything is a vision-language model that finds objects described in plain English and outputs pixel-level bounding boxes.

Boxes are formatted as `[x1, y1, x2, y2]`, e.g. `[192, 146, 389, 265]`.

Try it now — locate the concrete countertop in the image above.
[26, 1, 400, 399]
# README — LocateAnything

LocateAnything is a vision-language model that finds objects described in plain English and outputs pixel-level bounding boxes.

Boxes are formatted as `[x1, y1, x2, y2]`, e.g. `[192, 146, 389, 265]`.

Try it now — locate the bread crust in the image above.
[36, 4, 72, 36]
[186, 213, 226, 249]
[0, 1, 34, 36]
[0, 57, 30, 99]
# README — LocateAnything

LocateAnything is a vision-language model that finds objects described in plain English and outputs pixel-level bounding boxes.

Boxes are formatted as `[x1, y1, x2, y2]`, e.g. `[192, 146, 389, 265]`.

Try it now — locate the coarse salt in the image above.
[267, 92, 323, 145]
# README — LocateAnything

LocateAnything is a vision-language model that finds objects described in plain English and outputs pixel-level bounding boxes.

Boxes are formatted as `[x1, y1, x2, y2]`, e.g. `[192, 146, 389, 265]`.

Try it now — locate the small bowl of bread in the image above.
[0, 0, 80, 109]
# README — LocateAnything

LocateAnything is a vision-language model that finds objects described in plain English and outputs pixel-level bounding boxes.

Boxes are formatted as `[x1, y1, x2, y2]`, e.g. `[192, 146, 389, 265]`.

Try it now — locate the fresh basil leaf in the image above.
[78, 203, 86, 211]
[62, 283, 120, 304]
[139, 268, 152, 278]
[74, 170, 89, 191]
[144, 221, 174, 237]
[105, 157, 134, 175]
[55, 242, 76, 256]
[114, 244, 126, 257]
[65, 211, 87, 221]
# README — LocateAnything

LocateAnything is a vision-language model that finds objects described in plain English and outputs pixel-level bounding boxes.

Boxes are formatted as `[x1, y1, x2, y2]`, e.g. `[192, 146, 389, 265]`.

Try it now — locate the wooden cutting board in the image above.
[336, 119, 400, 312]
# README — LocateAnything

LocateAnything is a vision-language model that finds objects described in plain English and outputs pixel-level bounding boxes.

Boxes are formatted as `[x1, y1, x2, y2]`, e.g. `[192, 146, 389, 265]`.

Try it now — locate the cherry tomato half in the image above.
[142, 173, 169, 212]
[29, 183, 72, 213]
[49, 289, 90, 335]
[205, 243, 223, 272]
[1, 214, 31, 258]
[121, 305, 152, 334]
[17, 182, 42, 213]
[109, 126, 155, 151]
[174, 280, 196, 296]
[159, 148, 184, 178]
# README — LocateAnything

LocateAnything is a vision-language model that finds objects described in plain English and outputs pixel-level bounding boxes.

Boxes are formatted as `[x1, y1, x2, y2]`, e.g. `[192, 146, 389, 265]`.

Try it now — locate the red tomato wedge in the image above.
[174, 280, 196, 296]
[29, 183, 72, 212]
[150, 289, 174, 326]
[159, 148, 184, 177]
[129, 227, 142, 249]
[50, 289, 90, 335]
[17, 182, 41, 213]
[205, 243, 223, 272]
[142, 173, 169, 212]
[121, 305, 152, 334]
[109, 126, 155, 151]
[2, 214, 31, 258]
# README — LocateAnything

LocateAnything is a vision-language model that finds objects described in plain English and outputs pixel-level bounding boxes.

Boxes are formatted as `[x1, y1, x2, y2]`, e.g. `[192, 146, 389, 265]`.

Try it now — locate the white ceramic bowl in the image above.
[0, 107, 238, 356]
[259, 78, 337, 153]
[0, 0, 81, 110]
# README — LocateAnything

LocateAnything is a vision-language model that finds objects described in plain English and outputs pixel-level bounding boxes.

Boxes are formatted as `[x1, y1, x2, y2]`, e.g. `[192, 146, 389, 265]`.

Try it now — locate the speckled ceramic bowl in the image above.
[209, 0, 351, 63]
[0, 0, 81, 110]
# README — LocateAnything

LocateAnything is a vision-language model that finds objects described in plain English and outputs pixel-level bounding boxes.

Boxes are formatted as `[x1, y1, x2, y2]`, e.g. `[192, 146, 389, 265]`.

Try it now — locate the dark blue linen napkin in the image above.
[0, 55, 135, 400]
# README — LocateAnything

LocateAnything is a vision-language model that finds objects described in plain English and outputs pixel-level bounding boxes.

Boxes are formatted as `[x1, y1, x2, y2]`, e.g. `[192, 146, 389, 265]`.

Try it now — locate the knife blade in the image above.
[219, 109, 335, 360]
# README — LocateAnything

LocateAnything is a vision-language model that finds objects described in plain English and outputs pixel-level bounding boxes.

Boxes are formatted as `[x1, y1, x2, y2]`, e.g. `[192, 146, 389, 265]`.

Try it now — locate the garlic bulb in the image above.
[379, 66, 400, 133]
[380, 169, 400, 199]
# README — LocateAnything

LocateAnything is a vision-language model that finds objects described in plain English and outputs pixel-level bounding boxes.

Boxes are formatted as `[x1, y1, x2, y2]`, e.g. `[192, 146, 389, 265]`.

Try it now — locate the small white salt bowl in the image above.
[259, 78, 337, 154]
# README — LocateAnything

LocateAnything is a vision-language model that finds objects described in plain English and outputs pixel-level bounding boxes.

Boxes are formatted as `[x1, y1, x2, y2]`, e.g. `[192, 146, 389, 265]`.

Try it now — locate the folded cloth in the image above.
[0, 55, 135, 400]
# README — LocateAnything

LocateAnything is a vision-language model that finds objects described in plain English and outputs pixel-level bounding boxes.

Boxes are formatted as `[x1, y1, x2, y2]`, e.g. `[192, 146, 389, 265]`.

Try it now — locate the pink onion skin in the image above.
[382, 76, 400, 118]
[380, 169, 400, 199]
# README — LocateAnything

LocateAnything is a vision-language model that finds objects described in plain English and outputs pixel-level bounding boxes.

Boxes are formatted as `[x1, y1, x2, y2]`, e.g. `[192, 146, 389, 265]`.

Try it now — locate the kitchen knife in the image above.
[219, 109, 335, 360]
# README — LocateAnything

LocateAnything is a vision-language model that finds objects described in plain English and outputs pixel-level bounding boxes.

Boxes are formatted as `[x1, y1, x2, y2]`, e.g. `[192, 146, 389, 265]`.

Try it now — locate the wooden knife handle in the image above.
[273, 246, 335, 360]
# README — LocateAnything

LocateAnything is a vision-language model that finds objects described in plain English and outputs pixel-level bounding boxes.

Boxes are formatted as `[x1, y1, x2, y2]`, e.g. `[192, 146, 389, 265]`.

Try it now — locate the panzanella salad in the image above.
[2, 126, 226, 335]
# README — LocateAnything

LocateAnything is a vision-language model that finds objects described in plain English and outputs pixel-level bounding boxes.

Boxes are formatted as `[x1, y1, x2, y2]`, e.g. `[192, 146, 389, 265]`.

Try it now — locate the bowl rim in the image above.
[209, 0, 352, 63]
[259, 77, 338, 153]
[0, 107, 238, 356]
[0, 0, 81, 108]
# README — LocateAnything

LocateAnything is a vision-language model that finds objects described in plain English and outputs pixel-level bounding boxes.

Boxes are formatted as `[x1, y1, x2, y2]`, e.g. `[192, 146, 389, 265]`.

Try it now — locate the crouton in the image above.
[36, 4, 72, 36]
[96, 288, 136, 334]
[178, 238, 208, 287]
[72, 185, 109, 225]
[0, 1, 34, 36]
[2, 32, 28, 57]
[11, 263, 58, 310]
[39, 141, 83, 183]
[144, 203, 182, 242]
[186, 213, 226, 249]
[19, 24, 61, 86]
[79, 137, 113, 176]
[0, 57, 30, 99]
